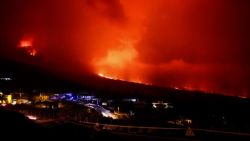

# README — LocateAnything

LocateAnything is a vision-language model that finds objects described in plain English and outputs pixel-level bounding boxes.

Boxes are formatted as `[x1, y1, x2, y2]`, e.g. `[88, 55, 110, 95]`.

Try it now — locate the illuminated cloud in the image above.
[0, 0, 250, 96]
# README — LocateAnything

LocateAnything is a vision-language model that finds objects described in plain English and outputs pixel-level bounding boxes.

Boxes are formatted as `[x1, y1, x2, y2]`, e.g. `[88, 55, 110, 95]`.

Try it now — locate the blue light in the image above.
[65, 93, 73, 96]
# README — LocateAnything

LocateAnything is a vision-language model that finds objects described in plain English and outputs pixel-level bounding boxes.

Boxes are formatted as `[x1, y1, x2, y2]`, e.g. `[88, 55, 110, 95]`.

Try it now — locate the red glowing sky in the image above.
[0, 0, 250, 96]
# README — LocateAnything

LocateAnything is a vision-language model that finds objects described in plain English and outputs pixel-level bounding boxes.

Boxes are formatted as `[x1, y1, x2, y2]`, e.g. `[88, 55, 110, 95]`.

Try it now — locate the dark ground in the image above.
[1, 59, 250, 141]
[1, 108, 250, 141]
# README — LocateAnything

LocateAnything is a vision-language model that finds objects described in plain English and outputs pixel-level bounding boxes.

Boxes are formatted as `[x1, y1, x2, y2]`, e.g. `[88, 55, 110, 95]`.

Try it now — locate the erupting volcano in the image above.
[18, 37, 37, 57]
[1, 0, 250, 97]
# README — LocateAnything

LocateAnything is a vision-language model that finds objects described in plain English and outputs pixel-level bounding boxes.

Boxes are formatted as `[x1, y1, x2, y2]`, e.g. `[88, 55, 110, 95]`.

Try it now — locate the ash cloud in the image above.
[85, 0, 126, 22]
[0, 0, 250, 96]
[0, 0, 127, 73]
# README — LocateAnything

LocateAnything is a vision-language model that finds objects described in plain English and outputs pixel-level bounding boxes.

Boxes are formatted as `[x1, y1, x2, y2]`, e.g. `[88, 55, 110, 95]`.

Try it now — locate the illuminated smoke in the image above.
[19, 40, 32, 48]
[0, 0, 250, 96]
[95, 39, 137, 79]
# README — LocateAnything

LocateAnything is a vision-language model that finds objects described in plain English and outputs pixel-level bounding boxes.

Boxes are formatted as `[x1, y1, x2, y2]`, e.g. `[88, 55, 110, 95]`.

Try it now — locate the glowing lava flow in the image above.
[28, 49, 37, 56]
[98, 73, 117, 80]
[97, 73, 147, 85]
[18, 37, 37, 57]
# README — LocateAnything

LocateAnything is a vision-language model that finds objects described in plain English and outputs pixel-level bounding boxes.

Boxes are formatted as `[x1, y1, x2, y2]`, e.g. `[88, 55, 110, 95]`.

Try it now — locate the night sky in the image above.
[0, 0, 250, 97]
